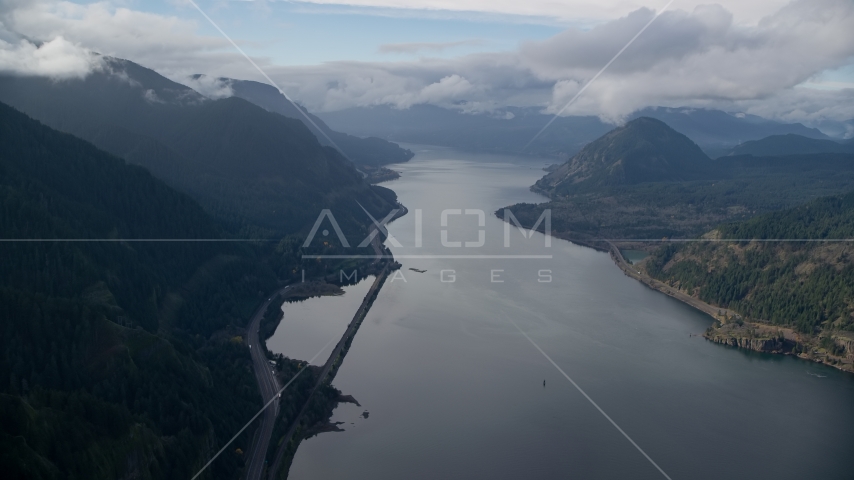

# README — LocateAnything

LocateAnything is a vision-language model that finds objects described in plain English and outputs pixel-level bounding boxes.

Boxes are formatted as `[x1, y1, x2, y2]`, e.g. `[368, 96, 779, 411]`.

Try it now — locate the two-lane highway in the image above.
[244, 286, 290, 480]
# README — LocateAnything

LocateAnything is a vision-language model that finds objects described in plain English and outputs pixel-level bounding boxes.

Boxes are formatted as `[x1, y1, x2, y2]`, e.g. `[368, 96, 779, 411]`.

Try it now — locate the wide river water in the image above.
[272, 146, 854, 479]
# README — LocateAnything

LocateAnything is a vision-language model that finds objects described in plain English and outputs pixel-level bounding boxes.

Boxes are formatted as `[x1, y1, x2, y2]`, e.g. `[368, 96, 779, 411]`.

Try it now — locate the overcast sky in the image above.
[0, 0, 853, 133]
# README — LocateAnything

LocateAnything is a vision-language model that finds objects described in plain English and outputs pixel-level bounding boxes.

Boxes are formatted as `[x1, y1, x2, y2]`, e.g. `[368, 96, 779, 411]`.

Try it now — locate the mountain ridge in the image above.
[536, 117, 711, 194]
[0, 57, 396, 236]
[725, 133, 853, 157]
[317, 104, 836, 157]
[218, 77, 414, 166]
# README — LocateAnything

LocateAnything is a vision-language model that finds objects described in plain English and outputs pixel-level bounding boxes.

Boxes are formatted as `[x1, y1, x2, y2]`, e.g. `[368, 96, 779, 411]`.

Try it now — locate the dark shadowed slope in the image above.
[0, 102, 278, 479]
[0, 57, 396, 236]
[222, 77, 414, 166]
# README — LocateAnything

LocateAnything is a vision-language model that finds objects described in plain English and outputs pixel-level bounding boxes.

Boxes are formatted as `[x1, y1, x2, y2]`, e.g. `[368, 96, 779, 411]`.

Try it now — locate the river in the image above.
[271, 145, 854, 480]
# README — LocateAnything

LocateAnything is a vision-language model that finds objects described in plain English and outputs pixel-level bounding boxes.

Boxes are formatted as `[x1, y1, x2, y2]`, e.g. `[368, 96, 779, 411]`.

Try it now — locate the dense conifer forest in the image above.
[645, 191, 854, 335]
[0, 102, 286, 478]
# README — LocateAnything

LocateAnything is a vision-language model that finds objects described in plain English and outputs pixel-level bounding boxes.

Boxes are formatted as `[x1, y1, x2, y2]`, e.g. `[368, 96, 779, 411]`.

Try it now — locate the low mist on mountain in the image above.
[217, 77, 414, 167]
[0, 57, 397, 237]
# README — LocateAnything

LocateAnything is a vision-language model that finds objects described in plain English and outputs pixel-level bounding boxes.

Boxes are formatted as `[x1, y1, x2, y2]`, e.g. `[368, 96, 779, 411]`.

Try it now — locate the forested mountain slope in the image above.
[725, 134, 853, 157]
[0, 102, 278, 479]
[535, 117, 710, 193]
[641, 191, 854, 369]
[222, 78, 414, 166]
[646, 191, 854, 334]
[506, 116, 854, 241]
[0, 57, 396, 237]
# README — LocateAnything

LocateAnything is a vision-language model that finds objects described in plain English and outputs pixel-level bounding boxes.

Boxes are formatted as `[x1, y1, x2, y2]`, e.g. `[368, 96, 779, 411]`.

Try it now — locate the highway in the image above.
[265, 229, 391, 477]
[266, 266, 388, 477]
[244, 285, 290, 480]
[605, 241, 734, 320]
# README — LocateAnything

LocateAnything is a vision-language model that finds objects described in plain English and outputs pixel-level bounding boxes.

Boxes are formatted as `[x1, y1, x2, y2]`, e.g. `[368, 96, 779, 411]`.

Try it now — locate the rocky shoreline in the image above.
[599, 238, 854, 374]
[705, 321, 854, 373]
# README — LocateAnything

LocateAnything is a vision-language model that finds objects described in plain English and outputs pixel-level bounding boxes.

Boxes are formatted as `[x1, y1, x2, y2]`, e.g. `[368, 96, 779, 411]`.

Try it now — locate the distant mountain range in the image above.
[318, 104, 613, 157]
[628, 107, 829, 157]
[535, 118, 854, 197]
[318, 104, 836, 158]
[725, 134, 854, 157]
[212, 77, 413, 166]
[0, 57, 397, 236]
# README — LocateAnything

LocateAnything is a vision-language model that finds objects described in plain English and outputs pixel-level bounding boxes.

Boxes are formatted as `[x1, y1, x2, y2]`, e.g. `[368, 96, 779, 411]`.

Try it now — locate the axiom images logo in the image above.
[303, 206, 551, 254]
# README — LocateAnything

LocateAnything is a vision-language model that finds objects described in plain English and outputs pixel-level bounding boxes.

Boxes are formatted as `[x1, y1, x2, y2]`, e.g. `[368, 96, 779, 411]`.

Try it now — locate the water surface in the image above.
[283, 146, 854, 480]
[267, 277, 374, 365]
[621, 249, 650, 265]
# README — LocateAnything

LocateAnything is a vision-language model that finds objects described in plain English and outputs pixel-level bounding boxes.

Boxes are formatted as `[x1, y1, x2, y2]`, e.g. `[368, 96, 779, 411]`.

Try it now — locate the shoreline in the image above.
[252, 201, 407, 479]
[266, 254, 399, 478]
[548, 231, 854, 374]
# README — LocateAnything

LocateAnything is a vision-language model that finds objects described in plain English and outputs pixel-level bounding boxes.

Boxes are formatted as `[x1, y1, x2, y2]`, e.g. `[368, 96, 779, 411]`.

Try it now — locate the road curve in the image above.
[244, 285, 290, 480]
[605, 241, 734, 320]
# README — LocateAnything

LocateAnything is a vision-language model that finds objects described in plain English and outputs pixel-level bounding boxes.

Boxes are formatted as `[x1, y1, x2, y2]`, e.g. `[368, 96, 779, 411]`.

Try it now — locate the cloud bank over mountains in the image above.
[274, 0, 794, 26]
[0, 34, 99, 78]
[0, 0, 852, 129]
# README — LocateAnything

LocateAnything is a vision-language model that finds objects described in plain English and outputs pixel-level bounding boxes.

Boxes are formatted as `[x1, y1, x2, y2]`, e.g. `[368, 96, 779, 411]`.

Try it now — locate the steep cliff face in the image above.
[836, 335, 854, 360]
[706, 334, 786, 352]
[703, 321, 853, 372]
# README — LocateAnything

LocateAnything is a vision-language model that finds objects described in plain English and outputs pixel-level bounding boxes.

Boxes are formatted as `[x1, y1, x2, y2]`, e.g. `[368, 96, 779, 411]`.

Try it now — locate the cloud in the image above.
[183, 74, 235, 99]
[0, 0, 252, 80]
[284, 0, 792, 25]
[404, 74, 481, 107]
[1, 0, 853, 130]
[378, 39, 483, 54]
[0, 34, 101, 78]
[529, 0, 854, 122]
[734, 87, 854, 134]
[260, 0, 854, 127]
